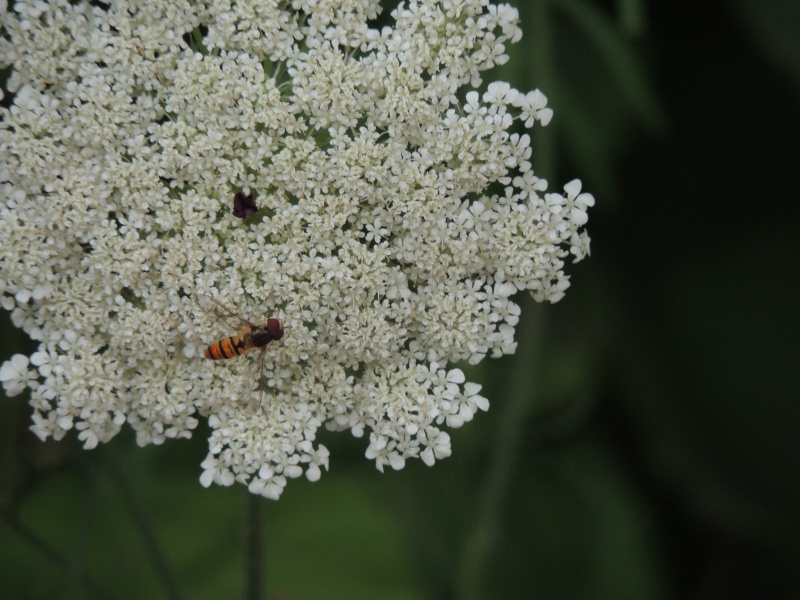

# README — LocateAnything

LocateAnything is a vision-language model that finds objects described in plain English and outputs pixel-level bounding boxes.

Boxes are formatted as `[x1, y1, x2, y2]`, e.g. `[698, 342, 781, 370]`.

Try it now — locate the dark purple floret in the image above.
[232, 192, 258, 218]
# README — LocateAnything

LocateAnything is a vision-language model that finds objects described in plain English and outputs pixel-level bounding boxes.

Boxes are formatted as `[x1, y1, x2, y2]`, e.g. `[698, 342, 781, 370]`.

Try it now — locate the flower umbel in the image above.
[0, 0, 593, 499]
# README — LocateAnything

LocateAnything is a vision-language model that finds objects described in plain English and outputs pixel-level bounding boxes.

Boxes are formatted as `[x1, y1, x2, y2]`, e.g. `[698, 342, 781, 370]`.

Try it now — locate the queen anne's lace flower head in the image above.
[0, 0, 593, 499]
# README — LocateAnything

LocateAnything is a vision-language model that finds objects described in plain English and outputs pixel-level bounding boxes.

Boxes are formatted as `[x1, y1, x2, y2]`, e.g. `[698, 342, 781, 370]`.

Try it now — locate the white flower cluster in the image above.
[0, 0, 593, 499]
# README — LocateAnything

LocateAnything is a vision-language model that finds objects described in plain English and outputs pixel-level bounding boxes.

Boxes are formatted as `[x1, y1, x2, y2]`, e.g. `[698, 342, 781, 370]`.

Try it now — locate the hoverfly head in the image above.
[266, 318, 284, 341]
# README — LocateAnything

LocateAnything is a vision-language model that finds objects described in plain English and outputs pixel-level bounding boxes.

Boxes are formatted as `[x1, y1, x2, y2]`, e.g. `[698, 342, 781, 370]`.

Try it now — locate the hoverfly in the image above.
[199, 295, 284, 409]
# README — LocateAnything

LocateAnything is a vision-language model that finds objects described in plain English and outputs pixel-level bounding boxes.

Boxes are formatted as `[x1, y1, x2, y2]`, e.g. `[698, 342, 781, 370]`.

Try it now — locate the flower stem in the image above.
[243, 491, 265, 600]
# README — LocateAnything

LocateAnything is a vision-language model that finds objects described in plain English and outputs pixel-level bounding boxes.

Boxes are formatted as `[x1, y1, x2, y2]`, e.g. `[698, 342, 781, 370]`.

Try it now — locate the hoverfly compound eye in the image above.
[267, 318, 284, 341]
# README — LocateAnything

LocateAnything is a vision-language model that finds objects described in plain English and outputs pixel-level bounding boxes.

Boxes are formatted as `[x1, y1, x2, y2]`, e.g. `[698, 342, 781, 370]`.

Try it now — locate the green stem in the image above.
[244, 491, 265, 600]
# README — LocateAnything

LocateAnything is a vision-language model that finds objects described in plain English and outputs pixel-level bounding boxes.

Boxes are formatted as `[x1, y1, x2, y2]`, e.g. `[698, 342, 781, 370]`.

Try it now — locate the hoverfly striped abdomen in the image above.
[203, 318, 283, 360]
[204, 333, 248, 360]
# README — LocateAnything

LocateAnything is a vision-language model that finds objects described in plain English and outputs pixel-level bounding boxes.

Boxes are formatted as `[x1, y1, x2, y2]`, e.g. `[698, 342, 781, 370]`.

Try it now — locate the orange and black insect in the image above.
[199, 295, 284, 408]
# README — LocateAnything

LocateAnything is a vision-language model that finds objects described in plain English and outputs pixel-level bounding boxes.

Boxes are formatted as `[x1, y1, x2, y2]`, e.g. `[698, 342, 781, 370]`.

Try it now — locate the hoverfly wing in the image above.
[227, 346, 268, 412]
[248, 347, 268, 412]
[196, 293, 255, 331]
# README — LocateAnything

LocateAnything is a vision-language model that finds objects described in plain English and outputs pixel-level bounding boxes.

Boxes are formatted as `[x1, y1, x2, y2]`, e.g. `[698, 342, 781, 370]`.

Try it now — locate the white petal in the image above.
[305, 463, 321, 482]
[388, 453, 406, 471]
[199, 470, 215, 488]
[563, 179, 583, 198]
[447, 368, 465, 384]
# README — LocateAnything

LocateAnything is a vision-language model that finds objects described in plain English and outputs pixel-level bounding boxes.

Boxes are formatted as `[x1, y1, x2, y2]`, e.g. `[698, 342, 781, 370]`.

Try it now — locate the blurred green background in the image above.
[1, 0, 798, 598]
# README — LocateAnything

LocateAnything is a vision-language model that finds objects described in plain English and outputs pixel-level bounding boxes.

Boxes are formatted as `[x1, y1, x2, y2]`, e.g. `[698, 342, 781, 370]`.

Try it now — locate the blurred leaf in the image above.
[269, 471, 425, 600]
[730, 0, 800, 99]
[557, 0, 665, 134]
[617, 0, 647, 38]
[486, 431, 670, 600]
[512, 0, 666, 199]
